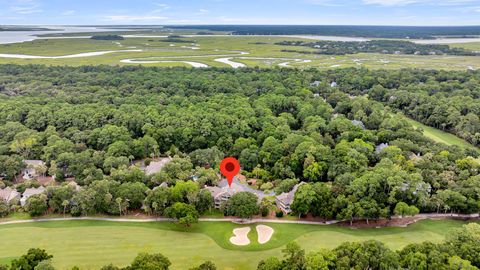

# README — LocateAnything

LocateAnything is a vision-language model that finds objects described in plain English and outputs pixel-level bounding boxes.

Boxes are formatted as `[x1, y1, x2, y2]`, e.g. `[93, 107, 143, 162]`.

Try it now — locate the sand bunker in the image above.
[0, 50, 142, 59]
[256, 225, 274, 244]
[230, 227, 251, 246]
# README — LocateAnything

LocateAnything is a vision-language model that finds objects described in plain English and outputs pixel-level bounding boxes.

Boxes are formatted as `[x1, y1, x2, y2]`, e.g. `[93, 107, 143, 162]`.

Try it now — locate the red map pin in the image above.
[220, 157, 240, 187]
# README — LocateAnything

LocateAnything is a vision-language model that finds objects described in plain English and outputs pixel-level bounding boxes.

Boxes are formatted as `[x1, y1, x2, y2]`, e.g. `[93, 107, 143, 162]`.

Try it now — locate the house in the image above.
[22, 160, 46, 181]
[276, 183, 305, 214]
[351, 120, 365, 129]
[159, 182, 169, 188]
[330, 81, 337, 88]
[375, 143, 389, 154]
[0, 187, 21, 204]
[310, 81, 321, 87]
[20, 186, 46, 206]
[206, 178, 274, 209]
[144, 157, 173, 176]
[205, 186, 236, 209]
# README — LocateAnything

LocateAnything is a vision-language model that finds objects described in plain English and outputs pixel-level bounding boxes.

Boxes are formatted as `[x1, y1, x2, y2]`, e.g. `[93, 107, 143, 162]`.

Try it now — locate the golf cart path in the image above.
[0, 213, 477, 226]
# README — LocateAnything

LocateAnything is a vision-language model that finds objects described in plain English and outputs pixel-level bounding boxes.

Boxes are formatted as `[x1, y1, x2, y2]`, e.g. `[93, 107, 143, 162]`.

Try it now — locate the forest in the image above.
[169, 25, 480, 38]
[0, 65, 479, 223]
[277, 40, 479, 56]
[90, 35, 125, 41]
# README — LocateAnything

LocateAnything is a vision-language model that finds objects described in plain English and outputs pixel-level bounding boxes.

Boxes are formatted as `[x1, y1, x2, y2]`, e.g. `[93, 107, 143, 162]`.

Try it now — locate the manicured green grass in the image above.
[0, 36, 479, 70]
[405, 117, 478, 151]
[0, 219, 472, 269]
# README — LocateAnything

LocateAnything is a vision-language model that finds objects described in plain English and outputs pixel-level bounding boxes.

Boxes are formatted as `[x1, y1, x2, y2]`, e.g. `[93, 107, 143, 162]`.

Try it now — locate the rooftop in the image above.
[144, 158, 173, 175]
[22, 186, 46, 197]
[0, 187, 20, 202]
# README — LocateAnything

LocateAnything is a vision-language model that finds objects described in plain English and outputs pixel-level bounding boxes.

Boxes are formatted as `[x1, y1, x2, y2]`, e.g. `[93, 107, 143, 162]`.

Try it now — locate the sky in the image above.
[0, 0, 479, 26]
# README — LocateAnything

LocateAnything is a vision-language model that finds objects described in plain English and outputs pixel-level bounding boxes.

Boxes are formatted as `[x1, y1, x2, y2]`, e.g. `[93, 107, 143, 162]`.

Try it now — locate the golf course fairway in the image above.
[0, 219, 473, 269]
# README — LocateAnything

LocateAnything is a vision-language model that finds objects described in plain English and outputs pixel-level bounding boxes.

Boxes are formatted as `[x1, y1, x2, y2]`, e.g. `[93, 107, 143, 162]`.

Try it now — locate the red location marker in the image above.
[220, 157, 240, 187]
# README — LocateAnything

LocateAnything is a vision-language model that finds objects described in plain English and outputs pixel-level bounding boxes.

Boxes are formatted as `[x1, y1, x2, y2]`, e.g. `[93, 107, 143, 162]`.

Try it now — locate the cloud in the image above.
[102, 15, 168, 22]
[152, 3, 170, 13]
[10, 2, 42, 14]
[363, 0, 478, 6]
[61, 10, 75, 16]
[196, 9, 210, 15]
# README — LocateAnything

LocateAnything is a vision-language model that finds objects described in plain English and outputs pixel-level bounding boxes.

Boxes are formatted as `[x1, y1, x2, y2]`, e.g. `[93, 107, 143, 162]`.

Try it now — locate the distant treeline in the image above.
[168, 25, 480, 39]
[90, 35, 124, 40]
[0, 27, 51, 32]
[160, 38, 195, 43]
[277, 40, 480, 56]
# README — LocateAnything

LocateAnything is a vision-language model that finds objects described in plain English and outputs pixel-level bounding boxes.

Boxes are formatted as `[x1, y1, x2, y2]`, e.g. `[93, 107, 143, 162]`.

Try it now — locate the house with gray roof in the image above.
[310, 81, 321, 87]
[276, 183, 305, 214]
[143, 157, 173, 176]
[0, 187, 20, 204]
[206, 178, 274, 209]
[351, 120, 365, 129]
[22, 160, 46, 181]
[20, 186, 46, 206]
[375, 143, 389, 154]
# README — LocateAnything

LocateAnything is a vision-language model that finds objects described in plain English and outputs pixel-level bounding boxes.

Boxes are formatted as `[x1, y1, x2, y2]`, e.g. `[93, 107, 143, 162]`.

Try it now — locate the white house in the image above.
[20, 186, 46, 206]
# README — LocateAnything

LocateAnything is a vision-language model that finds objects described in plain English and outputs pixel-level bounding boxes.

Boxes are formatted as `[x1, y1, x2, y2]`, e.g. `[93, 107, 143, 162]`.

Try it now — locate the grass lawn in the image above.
[0, 36, 479, 70]
[0, 219, 472, 269]
[405, 117, 478, 151]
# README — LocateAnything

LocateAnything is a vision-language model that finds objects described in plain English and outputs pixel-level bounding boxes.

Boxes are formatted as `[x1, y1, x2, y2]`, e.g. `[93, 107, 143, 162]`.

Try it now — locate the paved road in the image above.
[0, 213, 477, 226]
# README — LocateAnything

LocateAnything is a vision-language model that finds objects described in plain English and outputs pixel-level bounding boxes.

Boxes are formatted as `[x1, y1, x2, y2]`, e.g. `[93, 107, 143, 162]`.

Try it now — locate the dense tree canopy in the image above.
[0, 65, 479, 222]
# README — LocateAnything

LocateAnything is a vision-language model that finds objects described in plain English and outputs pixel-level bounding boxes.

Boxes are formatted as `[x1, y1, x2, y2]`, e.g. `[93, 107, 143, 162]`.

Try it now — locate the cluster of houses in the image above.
[0, 159, 51, 207]
[205, 177, 303, 214]
[1, 156, 303, 214]
[0, 186, 46, 206]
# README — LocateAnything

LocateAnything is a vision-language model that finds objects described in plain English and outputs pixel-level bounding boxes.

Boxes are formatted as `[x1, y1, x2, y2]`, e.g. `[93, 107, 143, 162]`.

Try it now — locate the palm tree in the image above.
[116, 197, 123, 216]
[62, 200, 69, 218]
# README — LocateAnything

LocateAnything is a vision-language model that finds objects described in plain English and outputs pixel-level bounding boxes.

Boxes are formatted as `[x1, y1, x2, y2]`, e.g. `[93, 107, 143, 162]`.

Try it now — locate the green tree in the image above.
[394, 202, 420, 217]
[10, 248, 53, 270]
[164, 202, 199, 227]
[446, 223, 480, 267]
[34, 260, 55, 270]
[305, 249, 336, 270]
[282, 242, 306, 270]
[144, 187, 171, 215]
[257, 257, 281, 270]
[334, 240, 399, 270]
[195, 189, 214, 214]
[189, 261, 217, 270]
[291, 183, 315, 217]
[0, 200, 10, 217]
[225, 192, 259, 219]
[126, 253, 171, 270]
[25, 194, 48, 216]
[116, 182, 148, 209]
